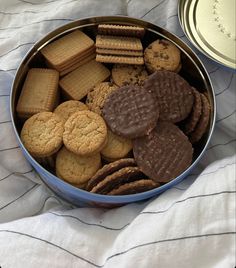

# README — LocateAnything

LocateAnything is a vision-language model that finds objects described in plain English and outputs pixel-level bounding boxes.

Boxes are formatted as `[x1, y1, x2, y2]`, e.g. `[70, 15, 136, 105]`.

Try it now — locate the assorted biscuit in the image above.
[96, 25, 145, 65]
[17, 24, 211, 196]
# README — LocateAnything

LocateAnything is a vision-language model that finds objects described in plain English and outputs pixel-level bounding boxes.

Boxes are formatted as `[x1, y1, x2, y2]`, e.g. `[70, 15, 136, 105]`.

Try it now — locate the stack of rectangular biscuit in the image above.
[41, 30, 96, 76]
[95, 24, 145, 65]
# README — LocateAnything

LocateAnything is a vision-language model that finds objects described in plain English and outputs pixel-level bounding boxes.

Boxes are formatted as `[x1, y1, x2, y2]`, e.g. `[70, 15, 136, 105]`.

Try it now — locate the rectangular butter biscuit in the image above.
[16, 68, 59, 118]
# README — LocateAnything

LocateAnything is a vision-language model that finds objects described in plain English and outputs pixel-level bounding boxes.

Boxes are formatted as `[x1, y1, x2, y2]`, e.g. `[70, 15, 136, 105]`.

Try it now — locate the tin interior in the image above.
[10, 16, 216, 204]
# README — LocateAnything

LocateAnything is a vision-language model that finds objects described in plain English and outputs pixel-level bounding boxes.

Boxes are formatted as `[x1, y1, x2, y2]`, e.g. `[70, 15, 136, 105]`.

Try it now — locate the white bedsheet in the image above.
[0, 0, 235, 267]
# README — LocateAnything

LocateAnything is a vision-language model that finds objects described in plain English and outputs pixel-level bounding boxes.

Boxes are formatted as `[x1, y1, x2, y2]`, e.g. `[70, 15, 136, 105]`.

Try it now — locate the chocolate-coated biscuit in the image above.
[133, 121, 193, 183]
[189, 93, 210, 143]
[90, 166, 144, 194]
[107, 179, 158, 195]
[144, 70, 194, 123]
[86, 158, 136, 191]
[183, 87, 202, 134]
[102, 85, 159, 138]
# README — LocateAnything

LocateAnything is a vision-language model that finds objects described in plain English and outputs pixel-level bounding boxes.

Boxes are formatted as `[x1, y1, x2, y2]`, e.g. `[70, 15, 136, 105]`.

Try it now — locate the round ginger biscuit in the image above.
[54, 100, 88, 124]
[86, 82, 118, 115]
[133, 121, 193, 183]
[144, 70, 194, 123]
[111, 64, 148, 87]
[102, 85, 159, 139]
[56, 146, 101, 186]
[101, 129, 132, 160]
[63, 110, 107, 156]
[144, 39, 181, 73]
[20, 112, 64, 157]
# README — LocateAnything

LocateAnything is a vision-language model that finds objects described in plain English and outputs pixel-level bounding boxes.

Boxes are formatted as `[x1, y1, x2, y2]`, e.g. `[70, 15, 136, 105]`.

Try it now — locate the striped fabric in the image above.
[0, 0, 235, 267]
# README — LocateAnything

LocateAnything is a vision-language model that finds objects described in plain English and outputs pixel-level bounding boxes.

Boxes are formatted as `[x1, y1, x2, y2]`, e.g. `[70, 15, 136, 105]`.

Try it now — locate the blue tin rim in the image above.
[10, 15, 216, 204]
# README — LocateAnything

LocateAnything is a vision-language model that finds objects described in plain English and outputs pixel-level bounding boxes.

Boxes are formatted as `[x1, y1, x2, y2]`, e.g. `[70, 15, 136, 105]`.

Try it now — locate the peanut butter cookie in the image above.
[56, 146, 101, 187]
[20, 112, 64, 157]
[101, 129, 132, 160]
[54, 100, 88, 124]
[63, 110, 107, 156]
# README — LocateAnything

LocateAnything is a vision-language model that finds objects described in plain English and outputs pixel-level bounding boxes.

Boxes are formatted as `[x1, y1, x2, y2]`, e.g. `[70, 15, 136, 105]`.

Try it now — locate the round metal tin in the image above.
[10, 16, 216, 207]
[178, 0, 236, 70]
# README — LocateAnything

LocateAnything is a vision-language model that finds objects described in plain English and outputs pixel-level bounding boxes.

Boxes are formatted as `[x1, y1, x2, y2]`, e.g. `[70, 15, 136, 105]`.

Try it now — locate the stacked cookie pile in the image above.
[41, 30, 96, 76]
[16, 24, 211, 196]
[96, 24, 145, 65]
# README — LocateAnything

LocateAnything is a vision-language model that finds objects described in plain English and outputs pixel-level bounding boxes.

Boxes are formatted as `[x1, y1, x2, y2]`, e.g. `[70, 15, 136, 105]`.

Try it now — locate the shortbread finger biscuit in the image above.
[107, 179, 158, 195]
[63, 111, 107, 156]
[111, 64, 148, 86]
[56, 146, 101, 186]
[16, 68, 59, 118]
[96, 48, 143, 56]
[144, 39, 181, 73]
[96, 54, 144, 65]
[86, 82, 118, 115]
[59, 60, 110, 100]
[54, 100, 88, 123]
[41, 30, 94, 68]
[20, 112, 64, 157]
[190, 93, 211, 143]
[86, 158, 136, 191]
[101, 129, 132, 160]
[96, 35, 143, 51]
[98, 24, 145, 38]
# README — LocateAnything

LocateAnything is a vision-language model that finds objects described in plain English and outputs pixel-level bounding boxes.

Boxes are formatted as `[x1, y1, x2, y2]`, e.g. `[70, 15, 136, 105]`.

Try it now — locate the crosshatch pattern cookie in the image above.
[41, 30, 94, 68]
[59, 60, 110, 100]
[102, 85, 159, 138]
[20, 112, 64, 157]
[183, 87, 202, 134]
[86, 82, 118, 115]
[56, 146, 101, 187]
[101, 129, 133, 160]
[144, 39, 181, 73]
[111, 64, 148, 86]
[63, 111, 107, 156]
[98, 24, 145, 38]
[86, 158, 136, 191]
[190, 93, 211, 143]
[144, 70, 194, 122]
[54, 100, 88, 123]
[133, 121, 193, 183]
[107, 179, 158, 195]
[90, 166, 145, 194]
[96, 35, 143, 51]
[16, 68, 59, 118]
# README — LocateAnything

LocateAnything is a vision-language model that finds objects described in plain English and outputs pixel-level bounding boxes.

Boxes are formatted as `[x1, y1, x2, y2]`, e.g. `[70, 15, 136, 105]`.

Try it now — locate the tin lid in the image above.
[178, 0, 236, 69]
